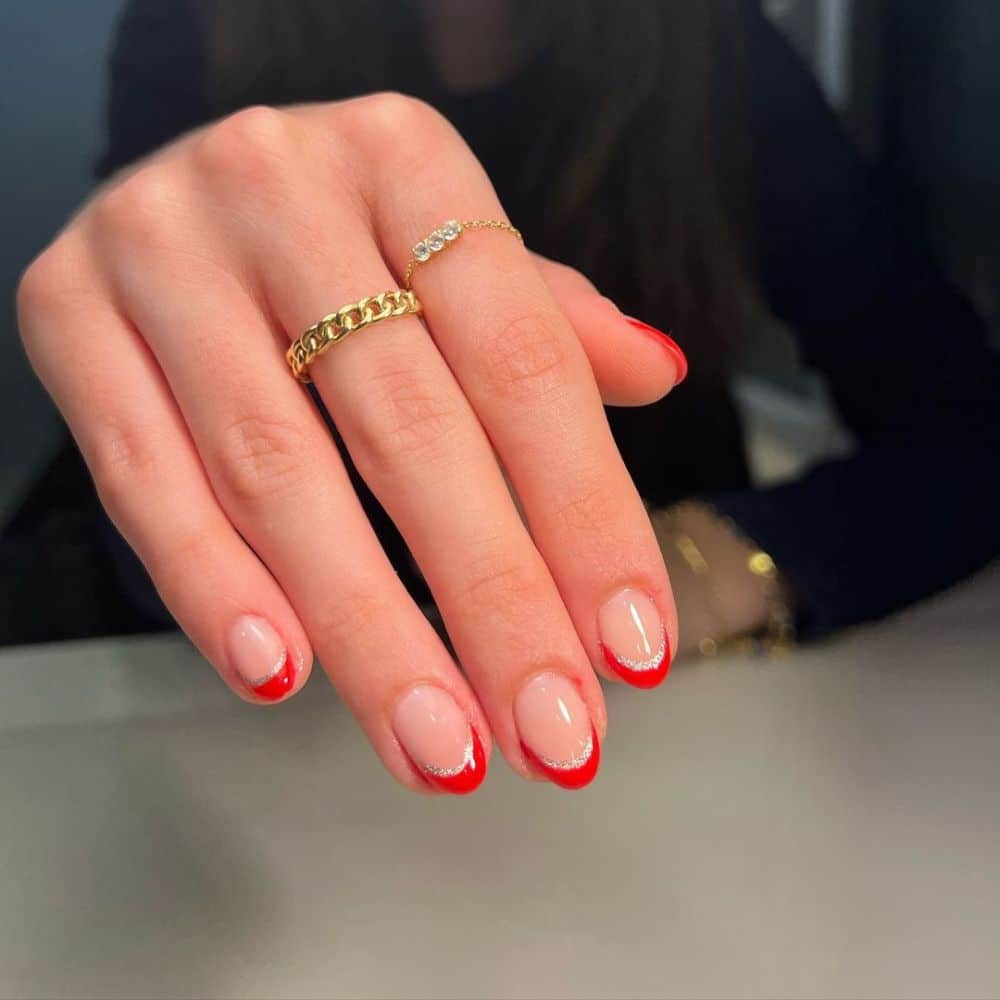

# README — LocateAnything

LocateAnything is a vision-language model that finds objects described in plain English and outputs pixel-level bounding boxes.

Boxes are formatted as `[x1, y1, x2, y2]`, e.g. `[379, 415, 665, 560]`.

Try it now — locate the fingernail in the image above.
[514, 673, 599, 789]
[227, 615, 296, 701]
[624, 317, 688, 385]
[598, 588, 670, 689]
[393, 685, 486, 794]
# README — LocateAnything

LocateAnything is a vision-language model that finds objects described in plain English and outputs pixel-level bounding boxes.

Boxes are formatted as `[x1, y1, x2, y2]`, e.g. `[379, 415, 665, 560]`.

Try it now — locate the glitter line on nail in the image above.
[420, 734, 475, 779]
[252, 649, 290, 687]
[413, 729, 487, 794]
[612, 627, 666, 672]
[521, 725, 601, 790]
[535, 731, 594, 772]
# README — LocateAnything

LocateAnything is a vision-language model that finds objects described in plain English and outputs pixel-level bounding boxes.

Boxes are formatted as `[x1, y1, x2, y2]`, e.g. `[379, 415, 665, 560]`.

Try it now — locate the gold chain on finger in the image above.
[404, 219, 523, 288]
[286, 288, 421, 383]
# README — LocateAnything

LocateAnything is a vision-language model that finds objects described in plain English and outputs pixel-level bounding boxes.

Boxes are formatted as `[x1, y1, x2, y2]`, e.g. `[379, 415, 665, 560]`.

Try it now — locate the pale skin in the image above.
[421, 0, 776, 660]
[17, 1, 769, 792]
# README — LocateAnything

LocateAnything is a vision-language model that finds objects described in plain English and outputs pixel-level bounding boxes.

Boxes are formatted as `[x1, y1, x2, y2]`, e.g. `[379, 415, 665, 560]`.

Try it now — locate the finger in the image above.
[82, 150, 491, 794]
[17, 240, 312, 704]
[531, 253, 688, 407]
[250, 121, 606, 788]
[356, 96, 678, 690]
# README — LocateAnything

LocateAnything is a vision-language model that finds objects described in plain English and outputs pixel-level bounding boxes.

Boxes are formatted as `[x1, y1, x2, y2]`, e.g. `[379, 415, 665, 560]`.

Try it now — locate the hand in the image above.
[18, 96, 684, 793]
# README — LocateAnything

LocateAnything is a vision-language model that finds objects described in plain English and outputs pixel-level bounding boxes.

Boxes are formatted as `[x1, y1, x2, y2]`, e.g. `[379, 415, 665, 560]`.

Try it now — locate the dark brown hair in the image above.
[204, 0, 751, 367]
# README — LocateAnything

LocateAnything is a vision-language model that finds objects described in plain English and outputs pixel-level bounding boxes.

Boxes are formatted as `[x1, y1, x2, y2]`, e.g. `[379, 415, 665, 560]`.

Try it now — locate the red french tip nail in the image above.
[624, 317, 688, 385]
[420, 728, 488, 795]
[520, 725, 601, 790]
[250, 652, 296, 701]
[600, 639, 672, 689]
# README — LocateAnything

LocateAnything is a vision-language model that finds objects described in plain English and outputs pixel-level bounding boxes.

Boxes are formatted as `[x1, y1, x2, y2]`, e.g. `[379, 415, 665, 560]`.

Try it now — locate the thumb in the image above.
[534, 253, 688, 407]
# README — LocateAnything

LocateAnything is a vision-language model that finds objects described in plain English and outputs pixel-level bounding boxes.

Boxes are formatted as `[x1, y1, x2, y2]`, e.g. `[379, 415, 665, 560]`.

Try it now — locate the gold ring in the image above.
[404, 219, 523, 288]
[286, 289, 421, 383]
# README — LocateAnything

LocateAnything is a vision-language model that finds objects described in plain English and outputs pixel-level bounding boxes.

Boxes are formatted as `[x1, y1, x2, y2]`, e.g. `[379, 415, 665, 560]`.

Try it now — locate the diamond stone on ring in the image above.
[404, 218, 523, 287]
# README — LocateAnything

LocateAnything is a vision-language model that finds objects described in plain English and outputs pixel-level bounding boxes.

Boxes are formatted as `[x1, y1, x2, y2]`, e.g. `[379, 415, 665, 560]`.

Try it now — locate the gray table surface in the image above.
[1, 565, 998, 999]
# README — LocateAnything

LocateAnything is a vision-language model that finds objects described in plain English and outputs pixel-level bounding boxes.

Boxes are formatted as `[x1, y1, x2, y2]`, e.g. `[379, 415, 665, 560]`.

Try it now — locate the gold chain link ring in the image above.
[404, 219, 523, 288]
[286, 289, 421, 383]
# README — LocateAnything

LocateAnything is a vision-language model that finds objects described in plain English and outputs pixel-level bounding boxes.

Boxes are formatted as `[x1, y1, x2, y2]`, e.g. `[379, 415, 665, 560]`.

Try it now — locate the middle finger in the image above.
[353, 98, 679, 690]
[256, 122, 607, 787]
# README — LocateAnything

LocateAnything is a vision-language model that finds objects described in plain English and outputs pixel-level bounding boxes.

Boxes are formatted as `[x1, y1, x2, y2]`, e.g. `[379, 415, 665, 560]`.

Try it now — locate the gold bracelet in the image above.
[404, 219, 523, 288]
[661, 501, 796, 659]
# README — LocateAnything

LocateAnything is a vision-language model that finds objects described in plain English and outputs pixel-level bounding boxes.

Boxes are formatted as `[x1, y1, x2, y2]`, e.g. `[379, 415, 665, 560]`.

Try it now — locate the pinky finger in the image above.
[18, 272, 312, 704]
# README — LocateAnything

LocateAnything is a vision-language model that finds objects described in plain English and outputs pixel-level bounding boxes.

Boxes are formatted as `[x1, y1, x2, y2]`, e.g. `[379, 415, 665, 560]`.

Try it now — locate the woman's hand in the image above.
[17, 95, 683, 793]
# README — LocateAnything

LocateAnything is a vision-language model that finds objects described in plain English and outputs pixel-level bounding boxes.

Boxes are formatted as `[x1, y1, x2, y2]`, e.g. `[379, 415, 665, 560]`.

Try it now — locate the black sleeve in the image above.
[710, 8, 1000, 636]
[95, 0, 210, 178]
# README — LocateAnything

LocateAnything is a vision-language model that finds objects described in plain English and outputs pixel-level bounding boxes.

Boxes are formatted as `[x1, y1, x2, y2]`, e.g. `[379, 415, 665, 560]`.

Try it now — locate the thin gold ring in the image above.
[286, 289, 421, 383]
[404, 219, 523, 288]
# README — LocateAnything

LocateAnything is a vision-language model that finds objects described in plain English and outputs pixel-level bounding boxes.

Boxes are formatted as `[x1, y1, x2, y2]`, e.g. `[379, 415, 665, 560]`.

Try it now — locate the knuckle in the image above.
[213, 412, 312, 505]
[352, 362, 464, 475]
[150, 528, 219, 601]
[308, 587, 388, 648]
[17, 239, 98, 325]
[479, 311, 572, 401]
[193, 105, 295, 188]
[359, 91, 443, 135]
[550, 480, 620, 536]
[92, 168, 184, 250]
[90, 425, 163, 522]
[347, 92, 449, 162]
[457, 538, 544, 613]
[15, 249, 60, 327]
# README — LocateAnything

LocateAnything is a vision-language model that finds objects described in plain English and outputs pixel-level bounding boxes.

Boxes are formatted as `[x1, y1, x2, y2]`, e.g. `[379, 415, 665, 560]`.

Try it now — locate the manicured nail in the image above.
[227, 615, 296, 701]
[625, 317, 688, 385]
[598, 588, 670, 688]
[514, 673, 599, 789]
[394, 685, 486, 794]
